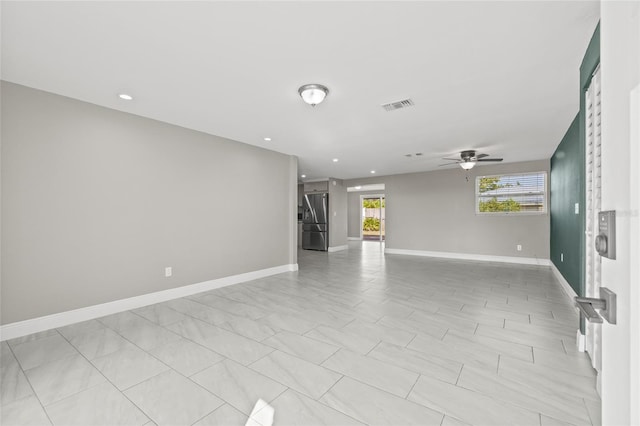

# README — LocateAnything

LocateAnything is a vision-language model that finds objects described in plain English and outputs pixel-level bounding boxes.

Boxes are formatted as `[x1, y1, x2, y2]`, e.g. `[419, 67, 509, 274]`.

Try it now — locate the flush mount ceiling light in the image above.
[118, 93, 133, 101]
[370, 170, 376, 174]
[298, 84, 329, 107]
[263, 137, 271, 141]
[460, 161, 476, 170]
[332, 158, 339, 162]
[301, 174, 306, 178]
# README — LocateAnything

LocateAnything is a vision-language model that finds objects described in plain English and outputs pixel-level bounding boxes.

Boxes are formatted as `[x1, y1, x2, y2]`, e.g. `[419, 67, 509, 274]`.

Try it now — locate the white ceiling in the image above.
[1, 1, 599, 181]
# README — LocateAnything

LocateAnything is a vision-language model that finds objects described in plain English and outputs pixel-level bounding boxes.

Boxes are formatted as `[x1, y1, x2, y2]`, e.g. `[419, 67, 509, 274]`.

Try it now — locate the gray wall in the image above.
[328, 178, 348, 248]
[347, 190, 385, 238]
[345, 159, 550, 260]
[1, 82, 297, 324]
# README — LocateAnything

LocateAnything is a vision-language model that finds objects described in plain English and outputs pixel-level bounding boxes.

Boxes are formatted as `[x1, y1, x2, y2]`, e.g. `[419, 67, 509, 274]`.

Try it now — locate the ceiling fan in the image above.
[439, 150, 503, 170]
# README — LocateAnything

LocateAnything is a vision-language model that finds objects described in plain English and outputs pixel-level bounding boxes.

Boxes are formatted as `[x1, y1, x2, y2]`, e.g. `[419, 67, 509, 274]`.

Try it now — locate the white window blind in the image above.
[476, 172, 547, 214]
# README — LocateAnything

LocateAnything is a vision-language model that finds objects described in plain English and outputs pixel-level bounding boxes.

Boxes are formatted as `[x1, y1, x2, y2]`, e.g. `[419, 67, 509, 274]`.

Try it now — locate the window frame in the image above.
[475, 171, 548, 215]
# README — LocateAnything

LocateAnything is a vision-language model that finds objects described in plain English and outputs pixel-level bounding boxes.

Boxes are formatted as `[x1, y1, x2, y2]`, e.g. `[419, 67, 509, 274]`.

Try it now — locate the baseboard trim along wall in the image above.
[549, 262, 583, 352]
[0, 263, 298, 341]
[384, 248, 551, 266]
[550, 261, 579, 302]
[328, 245, 349, 252]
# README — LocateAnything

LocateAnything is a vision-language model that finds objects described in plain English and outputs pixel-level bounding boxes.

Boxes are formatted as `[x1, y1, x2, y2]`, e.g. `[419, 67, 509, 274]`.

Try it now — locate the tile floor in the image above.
[0, 241, 600, 425]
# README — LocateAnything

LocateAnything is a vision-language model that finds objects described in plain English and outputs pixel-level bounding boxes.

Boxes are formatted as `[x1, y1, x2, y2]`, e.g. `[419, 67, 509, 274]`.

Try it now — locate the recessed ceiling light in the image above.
[264, 137, 271, 141]
[370, 170, 376, 174]
[301, 174, 306, 178]
[332, 158, 339, 162]
[118, 93, 133, 101]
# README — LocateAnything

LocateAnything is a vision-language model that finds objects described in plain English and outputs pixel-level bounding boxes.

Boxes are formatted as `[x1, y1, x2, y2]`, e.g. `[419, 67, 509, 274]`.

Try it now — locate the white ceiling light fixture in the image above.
[460, 161, 476, 170]
[298, 84, 329, 107]
[118, 93, 133, 101]
[263, 137, 271, 141]
[332, 158, 339, 162]
[301, 174, 306, 178]
[370, 170, 376, 174]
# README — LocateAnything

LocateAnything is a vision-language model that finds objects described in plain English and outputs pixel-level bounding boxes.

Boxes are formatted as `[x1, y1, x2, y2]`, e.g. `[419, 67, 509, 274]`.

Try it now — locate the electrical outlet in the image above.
[561, 253, 564, 262]
[516, 244, 522, 251]
[165, 267, 172, 277]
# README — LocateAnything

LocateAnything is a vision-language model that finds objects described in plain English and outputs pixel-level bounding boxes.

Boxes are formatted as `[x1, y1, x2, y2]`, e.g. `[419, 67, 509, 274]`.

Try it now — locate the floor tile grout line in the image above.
[314, 374, 345, 402]
[245, 347, 277, 369]
[49, 331, 156, 424]
[188, 404, 226, 426]
[404, 373, 421, 400]
[303, 380, 374, 426]
[364, 339, 382, 356]
[404, 332, 418, 348]
[455, 364, 464, 385]
[581, 396, 599, 426]
[531, 346, 536, 364]
[5, 342, 57, 426]
[186, 356, 226, 378]
[60, 314, 235, 423]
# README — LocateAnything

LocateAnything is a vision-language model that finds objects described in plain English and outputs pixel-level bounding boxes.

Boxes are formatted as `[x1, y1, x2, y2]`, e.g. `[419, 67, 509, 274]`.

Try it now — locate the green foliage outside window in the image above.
[363, 217, 381, 231]
[362, 198, 385, 208]
[478, 176, 521, 212]
[478, 198, 522, 212]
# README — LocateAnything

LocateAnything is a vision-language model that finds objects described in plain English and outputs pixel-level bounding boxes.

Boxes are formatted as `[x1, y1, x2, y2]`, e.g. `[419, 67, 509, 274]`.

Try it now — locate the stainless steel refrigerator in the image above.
[302, 192, 329, 251]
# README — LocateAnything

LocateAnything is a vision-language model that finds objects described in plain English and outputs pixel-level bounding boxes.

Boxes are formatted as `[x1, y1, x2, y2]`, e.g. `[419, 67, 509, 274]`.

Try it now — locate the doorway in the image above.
[361, 195, 385, 242]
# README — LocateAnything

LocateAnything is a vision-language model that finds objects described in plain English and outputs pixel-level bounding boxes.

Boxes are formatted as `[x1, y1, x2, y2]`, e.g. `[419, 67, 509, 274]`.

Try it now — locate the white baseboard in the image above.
[549, 261, 579, 302]
[549, 262, 583, 353]
[576, 329, 586, 352]
[384, 248, 551, 266]
[328, 245, 349, 252]
[347, 237, 361, 241]
[0, 263, 298, 341]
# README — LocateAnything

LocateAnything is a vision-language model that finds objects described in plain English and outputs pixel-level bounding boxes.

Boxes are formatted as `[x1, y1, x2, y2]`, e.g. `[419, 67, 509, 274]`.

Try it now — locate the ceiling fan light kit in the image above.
[439, 149, 504, 170]
[298, 84, 329, 106]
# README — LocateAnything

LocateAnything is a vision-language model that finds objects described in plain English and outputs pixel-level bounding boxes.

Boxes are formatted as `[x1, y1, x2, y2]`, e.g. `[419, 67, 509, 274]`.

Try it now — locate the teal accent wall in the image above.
[550, 23, 599, 334]
[550, 115, 581, 294]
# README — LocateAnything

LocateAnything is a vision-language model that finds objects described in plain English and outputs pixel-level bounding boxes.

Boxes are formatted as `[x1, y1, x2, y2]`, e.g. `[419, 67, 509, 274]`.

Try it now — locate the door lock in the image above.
[596, 211, 616, 259]
[575, 287, 617, 324]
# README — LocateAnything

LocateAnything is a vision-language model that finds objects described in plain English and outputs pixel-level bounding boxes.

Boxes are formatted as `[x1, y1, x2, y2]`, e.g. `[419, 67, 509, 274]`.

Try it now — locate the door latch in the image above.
[575, 287, 617, 324]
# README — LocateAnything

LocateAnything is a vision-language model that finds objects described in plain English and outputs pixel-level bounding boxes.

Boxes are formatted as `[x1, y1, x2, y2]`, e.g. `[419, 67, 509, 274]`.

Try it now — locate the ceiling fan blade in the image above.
[477, 158, 503, 162]
[475, 153, 489, 159]
[442, 157, 461, 161]
[438, 162, 459, 167]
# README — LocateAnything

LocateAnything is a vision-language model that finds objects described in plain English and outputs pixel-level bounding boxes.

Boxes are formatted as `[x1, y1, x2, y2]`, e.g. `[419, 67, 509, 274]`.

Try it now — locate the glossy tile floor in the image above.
[1, 241, 600, 425]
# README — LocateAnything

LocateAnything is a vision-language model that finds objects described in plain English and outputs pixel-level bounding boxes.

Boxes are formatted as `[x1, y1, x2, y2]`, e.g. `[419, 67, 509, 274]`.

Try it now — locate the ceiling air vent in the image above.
[382, 98, 414, 112]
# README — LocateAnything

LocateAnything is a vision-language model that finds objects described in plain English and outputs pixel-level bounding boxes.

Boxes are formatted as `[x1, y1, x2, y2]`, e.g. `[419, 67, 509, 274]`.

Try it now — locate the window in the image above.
[476, 172, 547, 214]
